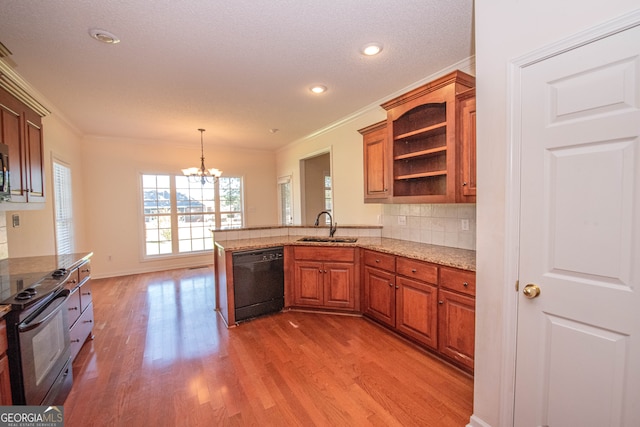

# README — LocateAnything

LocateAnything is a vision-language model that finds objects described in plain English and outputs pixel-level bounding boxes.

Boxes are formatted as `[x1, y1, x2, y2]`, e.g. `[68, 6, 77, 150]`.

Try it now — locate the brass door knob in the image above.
[523, 284, 541, 299]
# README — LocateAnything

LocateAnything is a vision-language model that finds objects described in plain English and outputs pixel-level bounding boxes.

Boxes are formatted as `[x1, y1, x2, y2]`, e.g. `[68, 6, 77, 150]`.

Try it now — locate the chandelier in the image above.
[182, 128, 222, 185]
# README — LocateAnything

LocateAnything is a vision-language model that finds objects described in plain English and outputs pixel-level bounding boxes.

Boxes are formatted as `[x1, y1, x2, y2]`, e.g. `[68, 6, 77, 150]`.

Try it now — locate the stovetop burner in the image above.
[15, 288, 37, 300]
[2, 268, 72, 310]
[51, 268, 67, 278]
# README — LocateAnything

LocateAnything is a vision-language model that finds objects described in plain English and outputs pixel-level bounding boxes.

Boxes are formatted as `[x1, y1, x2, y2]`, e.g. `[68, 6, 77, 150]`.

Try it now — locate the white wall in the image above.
[5, 113, 88, 258]
[473, 2, 639, 426]
[276, 108, 385, 227]
[82, 135, 278, 278]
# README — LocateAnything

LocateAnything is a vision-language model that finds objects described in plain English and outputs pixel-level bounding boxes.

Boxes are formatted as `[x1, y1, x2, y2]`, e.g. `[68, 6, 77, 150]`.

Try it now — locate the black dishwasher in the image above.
[232, 247, 284, 322]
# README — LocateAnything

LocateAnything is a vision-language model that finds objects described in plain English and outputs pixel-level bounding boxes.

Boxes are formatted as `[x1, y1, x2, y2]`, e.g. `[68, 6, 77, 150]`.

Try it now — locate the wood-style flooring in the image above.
[64, 266, 473, 426]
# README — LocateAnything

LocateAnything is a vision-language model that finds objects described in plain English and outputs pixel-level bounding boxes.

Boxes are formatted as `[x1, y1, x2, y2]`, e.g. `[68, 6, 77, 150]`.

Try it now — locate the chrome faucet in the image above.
[314, 210, 337, 237]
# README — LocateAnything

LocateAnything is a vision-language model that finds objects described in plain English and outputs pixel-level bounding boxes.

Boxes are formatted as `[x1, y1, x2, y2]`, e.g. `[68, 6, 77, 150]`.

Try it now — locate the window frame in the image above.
[140, 173, 244, 259]
[52, 158, 74, 255]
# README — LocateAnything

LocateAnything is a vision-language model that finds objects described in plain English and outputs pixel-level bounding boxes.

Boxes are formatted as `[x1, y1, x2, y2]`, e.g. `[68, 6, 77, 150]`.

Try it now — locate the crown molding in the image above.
[0, 59, 50, 117]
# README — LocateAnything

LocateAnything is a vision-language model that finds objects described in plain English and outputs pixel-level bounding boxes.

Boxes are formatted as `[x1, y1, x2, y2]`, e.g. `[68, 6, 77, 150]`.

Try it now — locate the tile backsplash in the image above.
[381, 204, 476, 250]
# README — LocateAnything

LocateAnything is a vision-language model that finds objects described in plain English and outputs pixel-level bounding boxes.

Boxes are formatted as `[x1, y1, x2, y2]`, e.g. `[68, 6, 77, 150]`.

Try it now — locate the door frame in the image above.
[500, 9, 640, 426]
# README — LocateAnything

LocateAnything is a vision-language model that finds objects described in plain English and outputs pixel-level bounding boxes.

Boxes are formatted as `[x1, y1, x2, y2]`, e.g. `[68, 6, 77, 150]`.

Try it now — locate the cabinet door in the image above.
[360, 121, 389, 201]
[25, 115, 44, 202]
[0, 354, 11, 405]
[293, 261, 324, 307]
[80, 280, 93, 312]
[323, 262, 355, 309]
[438, 289, 475, 371]
[66, 289, 82, 327]
[457, 89, 476, 201]
[0, 102, 27, 202]
[395, 276, 438, 349]
[363, 266, 395, 327]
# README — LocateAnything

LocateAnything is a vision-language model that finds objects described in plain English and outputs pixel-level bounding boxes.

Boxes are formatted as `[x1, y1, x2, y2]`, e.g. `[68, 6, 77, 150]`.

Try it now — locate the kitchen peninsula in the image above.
[213, 227, 476, 372]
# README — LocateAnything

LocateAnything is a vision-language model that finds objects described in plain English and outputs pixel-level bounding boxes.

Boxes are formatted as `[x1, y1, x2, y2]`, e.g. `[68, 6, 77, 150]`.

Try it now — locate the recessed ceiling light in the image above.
[89, 28, 120, 44]
[309, 85, 327, 94]
[361, 43, 383, 56]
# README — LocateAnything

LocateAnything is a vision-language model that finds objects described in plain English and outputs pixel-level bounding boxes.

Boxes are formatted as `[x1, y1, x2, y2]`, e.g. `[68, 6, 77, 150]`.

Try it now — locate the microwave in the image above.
[0, 143, 9, 201]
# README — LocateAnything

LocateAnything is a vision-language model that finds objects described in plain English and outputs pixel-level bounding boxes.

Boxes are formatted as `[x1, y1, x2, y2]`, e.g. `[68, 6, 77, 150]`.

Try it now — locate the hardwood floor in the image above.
[64, 267, 473, 426]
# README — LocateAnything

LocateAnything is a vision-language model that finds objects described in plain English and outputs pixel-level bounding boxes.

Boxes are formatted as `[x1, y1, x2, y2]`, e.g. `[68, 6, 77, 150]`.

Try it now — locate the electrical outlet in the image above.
[397, 215, 407, 225]
[461, 219, 469, 231]
[12, 214, 19, 228]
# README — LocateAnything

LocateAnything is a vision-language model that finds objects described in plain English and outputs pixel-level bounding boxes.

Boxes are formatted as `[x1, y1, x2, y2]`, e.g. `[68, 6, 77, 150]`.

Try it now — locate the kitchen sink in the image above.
[297, 237, 358, 243]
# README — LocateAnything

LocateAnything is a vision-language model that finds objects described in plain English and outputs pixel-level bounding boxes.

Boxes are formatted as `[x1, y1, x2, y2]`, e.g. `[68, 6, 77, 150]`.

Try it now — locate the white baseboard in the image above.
[467, 414, 494, 427]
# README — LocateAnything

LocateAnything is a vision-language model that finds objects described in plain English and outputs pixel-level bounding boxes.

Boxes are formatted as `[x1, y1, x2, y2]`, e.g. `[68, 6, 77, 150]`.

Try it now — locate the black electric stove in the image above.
[0, 268, 73, 311]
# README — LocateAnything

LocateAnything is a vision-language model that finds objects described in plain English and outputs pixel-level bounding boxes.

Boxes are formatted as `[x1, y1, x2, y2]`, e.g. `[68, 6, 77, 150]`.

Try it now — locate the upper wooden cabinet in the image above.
[361, 70, 475, 203]
[359, 120, 389, 202]
[359, 121, 389, 201]
[457, 88, 476, 202]
[0, 86, 45, 204]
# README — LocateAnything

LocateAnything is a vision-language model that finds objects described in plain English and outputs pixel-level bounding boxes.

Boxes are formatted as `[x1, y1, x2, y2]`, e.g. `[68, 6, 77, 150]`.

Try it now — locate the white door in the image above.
[514, 23, 640, 427]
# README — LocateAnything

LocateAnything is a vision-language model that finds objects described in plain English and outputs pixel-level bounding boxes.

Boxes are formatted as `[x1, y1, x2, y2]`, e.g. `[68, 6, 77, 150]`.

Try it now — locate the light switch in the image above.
[12, 214, 19, 228]
[461, 219, 469, 231]
[397, 215, 407, 225]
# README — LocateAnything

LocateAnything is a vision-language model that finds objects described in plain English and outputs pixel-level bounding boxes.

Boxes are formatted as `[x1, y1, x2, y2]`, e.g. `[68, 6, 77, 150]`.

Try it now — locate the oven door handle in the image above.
[18, 289, 70, 333]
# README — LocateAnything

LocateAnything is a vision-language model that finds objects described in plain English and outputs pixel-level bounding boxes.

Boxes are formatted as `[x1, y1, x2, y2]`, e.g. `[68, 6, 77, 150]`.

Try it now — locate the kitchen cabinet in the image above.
[0, 319, 12, 405]
[362, 251, 396, 326]
[292, 246, 358, 310]
[363, 249, 475, 372]
[363, 250, 438, 349]
[438, 266, 476, 371]
[359, 120, 389, 202]
[457, 88, 476, 201]
[66, 260, 94, 362]
[0, 86, 45, 204]
[377, 70, 475, 203]
[395, 257, 439, 349]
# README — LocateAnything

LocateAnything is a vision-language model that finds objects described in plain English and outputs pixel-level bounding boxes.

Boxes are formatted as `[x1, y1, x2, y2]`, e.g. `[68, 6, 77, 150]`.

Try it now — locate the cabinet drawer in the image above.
[396, 257, 438, 284]
[363, 250, 395, 272]
[79, 281, 93, 312]
[69, 302, 94, 362]
[294, 246, 355, 262]
[78, 260, 91, 285]
[66, 290, 82, 327]
[440, 267, 475, 296]
[0, 320, 7, 355]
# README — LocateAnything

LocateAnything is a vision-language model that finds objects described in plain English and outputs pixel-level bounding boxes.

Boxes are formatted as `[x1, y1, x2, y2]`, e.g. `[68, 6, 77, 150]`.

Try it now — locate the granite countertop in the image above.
[215, 236, 475, 271]
[0, 304, 10, 318]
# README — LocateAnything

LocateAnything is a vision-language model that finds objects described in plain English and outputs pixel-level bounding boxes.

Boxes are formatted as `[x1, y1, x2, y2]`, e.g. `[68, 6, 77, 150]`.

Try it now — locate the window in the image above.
[142, 174, 243, 257]
[323, 171, 332, 224]
[53, 161, 74, 255]
[278, 175, 293, 225]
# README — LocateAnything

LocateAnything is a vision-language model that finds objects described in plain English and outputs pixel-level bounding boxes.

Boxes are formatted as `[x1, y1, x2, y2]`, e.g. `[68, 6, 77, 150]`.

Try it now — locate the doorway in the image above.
[300, 151, 332, 225]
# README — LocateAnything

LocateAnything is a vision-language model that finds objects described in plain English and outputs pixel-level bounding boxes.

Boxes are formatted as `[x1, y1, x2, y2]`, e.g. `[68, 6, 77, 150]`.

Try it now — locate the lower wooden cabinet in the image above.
[364, 252, 439, 350]
[438, 289, 475, 370]
[438, 266, 476, 371]
[292, 247, 357, 310]
[0, 319, 12, 405]
[362, 249, 476, 372]
[396, 276, 438, 350]
[363, 265, 395, 326]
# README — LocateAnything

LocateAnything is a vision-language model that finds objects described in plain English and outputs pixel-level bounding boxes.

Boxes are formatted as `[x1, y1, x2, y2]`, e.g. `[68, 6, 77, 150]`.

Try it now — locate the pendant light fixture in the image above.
[182, 128, 222, 185]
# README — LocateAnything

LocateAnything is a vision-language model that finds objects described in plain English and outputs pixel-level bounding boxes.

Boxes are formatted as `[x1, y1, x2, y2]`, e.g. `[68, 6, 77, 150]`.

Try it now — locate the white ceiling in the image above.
[0, 1, 474, 151]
